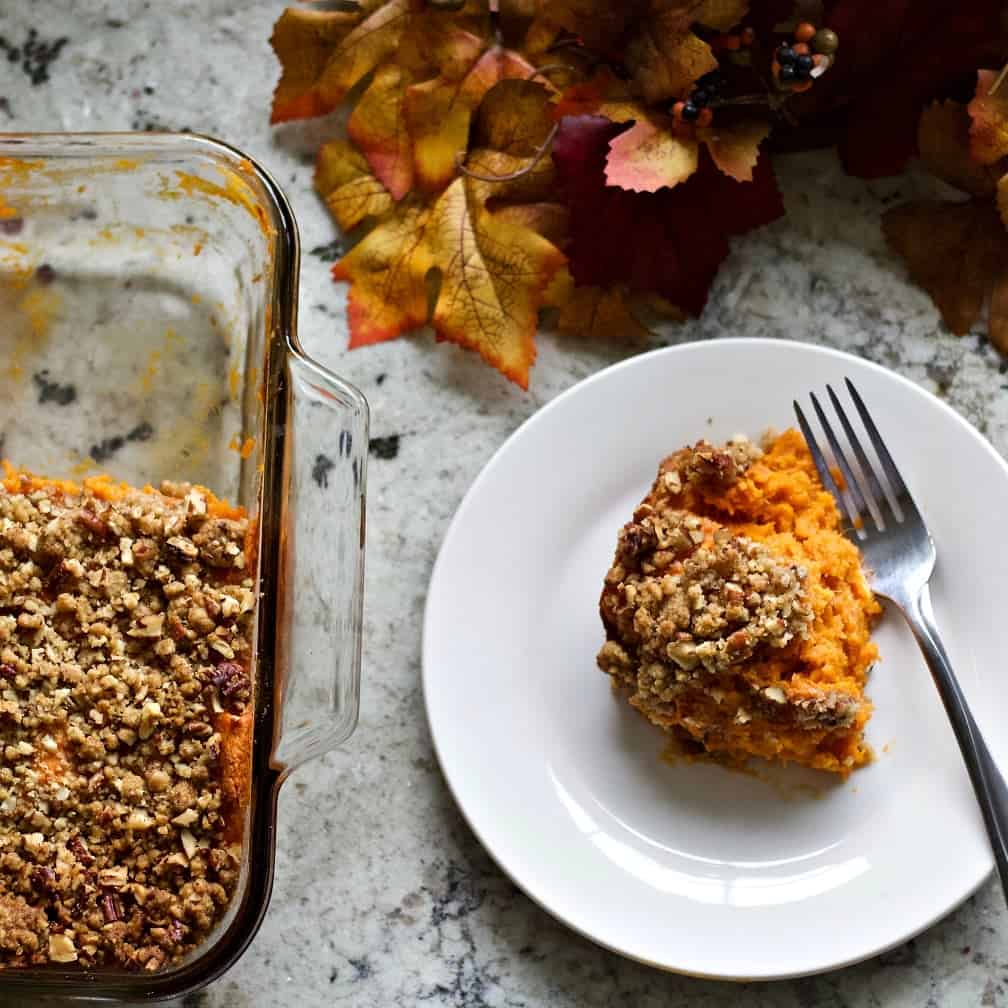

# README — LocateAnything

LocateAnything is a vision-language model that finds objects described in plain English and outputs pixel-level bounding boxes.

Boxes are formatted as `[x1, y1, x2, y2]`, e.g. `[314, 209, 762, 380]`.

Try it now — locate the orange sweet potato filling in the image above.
[645, 430, 880, 775]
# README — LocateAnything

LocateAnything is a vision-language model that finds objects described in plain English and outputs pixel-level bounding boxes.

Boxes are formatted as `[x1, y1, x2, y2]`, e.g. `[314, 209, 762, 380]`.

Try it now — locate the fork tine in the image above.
[793, 400, 863, 536]
[844, 378, 910, 502]
[826, 384, 896, 528]
[809, 391, 871, 529]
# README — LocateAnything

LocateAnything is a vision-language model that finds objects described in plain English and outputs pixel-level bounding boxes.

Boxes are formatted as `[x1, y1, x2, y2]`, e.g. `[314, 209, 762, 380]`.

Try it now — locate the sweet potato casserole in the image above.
[597, 430, 880, 775]
[0, 468, 254, 970]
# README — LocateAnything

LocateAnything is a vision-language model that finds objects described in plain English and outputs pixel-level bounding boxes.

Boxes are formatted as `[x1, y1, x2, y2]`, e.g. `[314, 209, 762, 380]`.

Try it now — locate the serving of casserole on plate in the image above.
[598, 430, 880, 776]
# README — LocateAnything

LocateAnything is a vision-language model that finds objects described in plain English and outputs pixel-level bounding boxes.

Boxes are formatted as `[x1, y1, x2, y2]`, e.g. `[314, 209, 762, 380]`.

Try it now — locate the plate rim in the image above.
[421, 337, 1001, 980]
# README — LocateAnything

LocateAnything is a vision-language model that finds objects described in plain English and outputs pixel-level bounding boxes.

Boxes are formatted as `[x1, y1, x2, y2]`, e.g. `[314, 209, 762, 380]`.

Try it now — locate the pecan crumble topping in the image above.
[0, 474, 254, 971]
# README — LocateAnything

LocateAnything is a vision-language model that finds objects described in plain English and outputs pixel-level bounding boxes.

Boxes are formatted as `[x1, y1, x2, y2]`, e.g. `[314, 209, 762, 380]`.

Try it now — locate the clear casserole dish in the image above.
[0, 133, 367, 1000]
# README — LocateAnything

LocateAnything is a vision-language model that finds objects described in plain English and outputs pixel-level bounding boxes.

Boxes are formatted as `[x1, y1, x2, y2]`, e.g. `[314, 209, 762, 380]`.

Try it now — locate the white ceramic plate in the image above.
[423, 339, 1008, 979]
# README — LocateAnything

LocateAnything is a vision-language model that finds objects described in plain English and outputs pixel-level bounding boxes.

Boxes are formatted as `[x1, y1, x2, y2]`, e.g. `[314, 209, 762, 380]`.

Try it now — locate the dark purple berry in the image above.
[699, 71, 721, 90]
[680, 103, 700, 122]
[793, 64, 811, 81]
[690, 88, 709, 107]
[776, 45, 796, 66]
[778, 65, 797, 83]
[795, 53, 814, 73]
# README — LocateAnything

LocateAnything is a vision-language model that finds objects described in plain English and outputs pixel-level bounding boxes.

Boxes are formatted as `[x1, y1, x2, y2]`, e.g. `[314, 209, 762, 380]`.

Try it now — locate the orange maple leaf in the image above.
[333, 148, 565, 387]
[270, 1, 410, 123]
[314, 139, 393, 233]
[526, 0, 744, 105]
[545, 267, 654, 341]
[405, 38, 537, 192]
[347, 64, 415, 199]
[269, 2, 492, 124]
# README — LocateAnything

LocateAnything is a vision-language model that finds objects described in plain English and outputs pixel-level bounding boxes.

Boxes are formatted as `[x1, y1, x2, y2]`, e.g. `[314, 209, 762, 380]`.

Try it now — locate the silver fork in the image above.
[795, 378, 1008, 902]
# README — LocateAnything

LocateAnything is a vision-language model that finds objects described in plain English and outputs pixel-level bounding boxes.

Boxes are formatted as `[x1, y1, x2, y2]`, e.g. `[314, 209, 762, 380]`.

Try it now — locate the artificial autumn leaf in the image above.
[551, 67, 639, 122]
[693, 0, 750, 32]
[270, 0, 405, 123]
[883, 200, 1008, 340]
[550, 270, 654, 341]
[315, 139, 393, 232]
[600, 113, 772, 194]
[624, 14, 718, 104]
[605, 117, 698, 192]
[270, 1, 490, 124]
[699, 119, 772, 183]
[793, 0, 1005, 178]
[332, 145, 565, 386]
[489, 202, 570, 245]
[427, 175, 566, 383]
[969, 69, 1008, 166]
[525, 0, 742, 106]
[348, 64, 414, 199]
[269, 5, 372, 122]
[474, 80, 555, 156]
[918, 100, 999, 198]
[405, 38, 536, 191]
[553, 114, 783, 316]
[331, 198, 434, 348]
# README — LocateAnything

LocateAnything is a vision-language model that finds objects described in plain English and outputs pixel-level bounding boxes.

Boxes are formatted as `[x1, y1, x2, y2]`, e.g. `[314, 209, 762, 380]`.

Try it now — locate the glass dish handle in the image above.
[270, 353, 368, 773]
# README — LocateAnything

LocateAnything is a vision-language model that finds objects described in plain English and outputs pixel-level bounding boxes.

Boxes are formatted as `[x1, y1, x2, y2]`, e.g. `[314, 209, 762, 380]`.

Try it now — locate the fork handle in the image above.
[899, 584, 1008, 900]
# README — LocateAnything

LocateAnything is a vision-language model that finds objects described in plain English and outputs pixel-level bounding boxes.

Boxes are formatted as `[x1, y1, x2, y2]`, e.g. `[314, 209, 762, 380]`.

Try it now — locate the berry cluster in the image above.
[772, 21, 839, 93]
[672, 70, 722, 127]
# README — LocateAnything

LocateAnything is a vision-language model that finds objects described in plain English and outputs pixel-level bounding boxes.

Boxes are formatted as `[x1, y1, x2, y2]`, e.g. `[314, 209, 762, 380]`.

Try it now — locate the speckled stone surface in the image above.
[3, 3, 1008, 1007]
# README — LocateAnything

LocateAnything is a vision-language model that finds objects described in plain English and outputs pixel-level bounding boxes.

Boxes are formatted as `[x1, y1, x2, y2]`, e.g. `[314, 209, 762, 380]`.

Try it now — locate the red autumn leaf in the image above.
[797, 0, 1005, 178]
[552, 115, 783, 316]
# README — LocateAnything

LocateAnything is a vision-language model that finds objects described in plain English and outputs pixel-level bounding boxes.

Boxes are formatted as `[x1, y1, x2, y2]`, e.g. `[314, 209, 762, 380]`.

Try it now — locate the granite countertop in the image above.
[3, 3, 1008, 1006]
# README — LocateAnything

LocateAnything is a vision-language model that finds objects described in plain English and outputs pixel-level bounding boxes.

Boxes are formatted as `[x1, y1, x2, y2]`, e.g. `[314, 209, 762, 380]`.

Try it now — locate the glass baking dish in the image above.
[0, 133, 367, 1000]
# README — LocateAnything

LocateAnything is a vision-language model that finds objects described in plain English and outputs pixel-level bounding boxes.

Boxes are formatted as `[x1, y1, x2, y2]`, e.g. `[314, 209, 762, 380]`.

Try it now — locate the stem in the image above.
[458, 123, 560, 183]
[527, 63, 581, 88]
[488, 0, 501, 47]
[991, 62, 1008, 99]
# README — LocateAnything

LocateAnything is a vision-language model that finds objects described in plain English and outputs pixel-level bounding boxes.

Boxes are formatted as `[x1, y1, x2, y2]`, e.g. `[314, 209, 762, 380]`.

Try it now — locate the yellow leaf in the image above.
[970, 69, 1008, 166]
[315, 139, 393, 232]
[428, 176, 566, 386]
[474, 80, 555, 157]
[331, 199, 434, 347]
[557, 283, 653, 341]
[694, 0, 749, 32]
[347, 64, 414, 200]
[626, 26, 717, 104]
[917, 100, 999, 198]
[464, 147, 557, 208]
[525, 1, 633, 53]
[405, 42, 535, 192]
[489, 202, 570, 245]
[699, 119, 771, 182]
[605, 117, 699, 192]
[269, 0, 402, 122]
